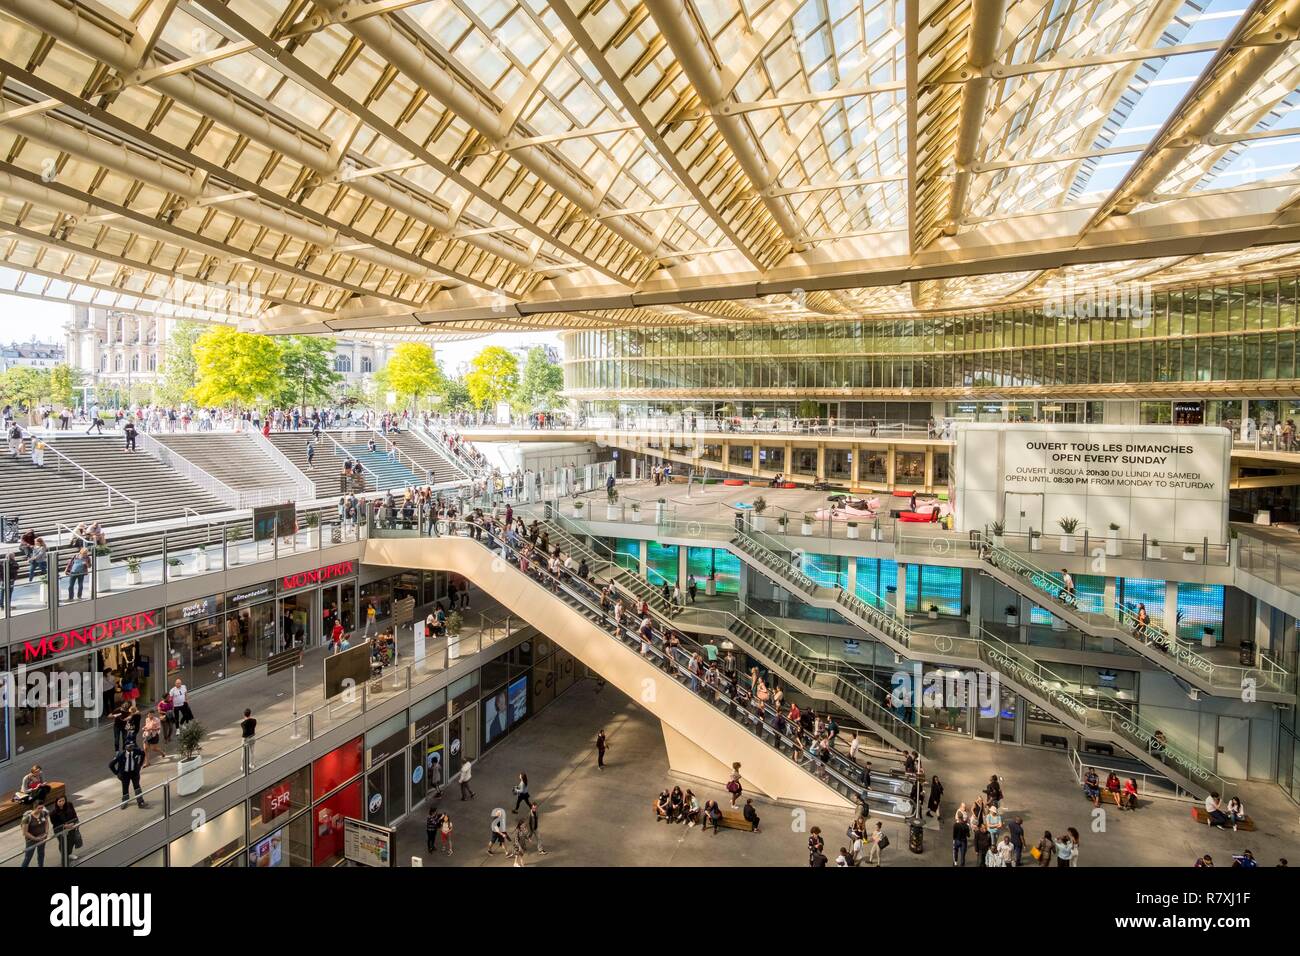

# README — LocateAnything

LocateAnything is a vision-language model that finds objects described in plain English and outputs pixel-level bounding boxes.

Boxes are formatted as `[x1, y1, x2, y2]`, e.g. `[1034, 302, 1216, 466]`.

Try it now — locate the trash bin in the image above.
[1239, 640, 1255, 666]
[544, 500, 553, 520]
[734, 510, 745, 532]
[908, 817, 924, 854]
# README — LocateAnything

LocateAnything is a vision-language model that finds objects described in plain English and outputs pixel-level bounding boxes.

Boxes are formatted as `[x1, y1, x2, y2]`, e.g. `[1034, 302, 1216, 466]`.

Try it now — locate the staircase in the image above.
[341, 444, 423, 491]
[716, 523, 1226, 797]
[151, 432, 308, 506]
[37, 435, 228, 528]
[976, 539, 1293, 700]
[540, 512, 923, 753]
[266, 432, 368, 498]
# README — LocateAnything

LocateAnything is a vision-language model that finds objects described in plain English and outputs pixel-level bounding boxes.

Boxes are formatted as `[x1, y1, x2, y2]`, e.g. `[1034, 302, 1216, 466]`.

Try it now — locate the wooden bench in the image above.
[1084, 742, 1115, 757]
[716, 808, 758, 832]
[0, 782, 66, 828]
[1191, 807, 1255, 831]
[1040, 734, 1068, 749]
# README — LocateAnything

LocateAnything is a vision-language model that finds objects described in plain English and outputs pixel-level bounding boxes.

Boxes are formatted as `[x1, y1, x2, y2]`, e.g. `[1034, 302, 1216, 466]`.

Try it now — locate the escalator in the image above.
[975, 538, 1293, 701]
[366, 528, 918, 815]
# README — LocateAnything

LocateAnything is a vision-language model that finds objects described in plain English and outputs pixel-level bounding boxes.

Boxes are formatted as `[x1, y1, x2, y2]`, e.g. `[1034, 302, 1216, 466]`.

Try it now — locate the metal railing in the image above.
[135, 430, 242, 511]
[243, 428, 318, 502]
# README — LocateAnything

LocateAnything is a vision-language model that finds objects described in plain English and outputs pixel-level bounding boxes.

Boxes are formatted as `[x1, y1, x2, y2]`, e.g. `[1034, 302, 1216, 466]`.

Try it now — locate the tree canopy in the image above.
[464, 345, 519, 410]
[276, 336, 341, 410]
[190, 326, 283, 408]
[156, 320, 204, 406]
[377, 342, 445, 410]
[512, 346, 564, 412]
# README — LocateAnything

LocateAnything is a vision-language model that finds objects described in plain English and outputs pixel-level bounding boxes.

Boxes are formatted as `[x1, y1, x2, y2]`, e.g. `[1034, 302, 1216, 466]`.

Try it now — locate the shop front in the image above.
[279, 559, 358, 649]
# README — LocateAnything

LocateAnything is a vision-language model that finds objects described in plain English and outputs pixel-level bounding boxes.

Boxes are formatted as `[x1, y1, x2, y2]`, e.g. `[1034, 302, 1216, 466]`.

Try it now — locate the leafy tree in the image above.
[443, 376, 472, 412]
[156, 320, 205, 405]
[378, 342, 445, 411]
[512, 346, 564, 412]
[0, 366, 49, 411]
[190, 326, 282, 408]
[464, 345, 519, 410]
[276, 336, 341, 411]
[47, 365, 84, 407]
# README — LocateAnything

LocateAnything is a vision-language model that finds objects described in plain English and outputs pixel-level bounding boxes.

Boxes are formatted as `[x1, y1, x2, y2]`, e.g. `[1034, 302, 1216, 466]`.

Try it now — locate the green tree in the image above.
[443, 377, 472, 412]
[276, 336, 341, 411]
[0, 367, 50, 411]
[157, 320, 205, 405]
[465, 345, 519, 410]
[47, 365, 85, 407]
[191, 326, 282, 408]
[512, 346, 564, 412]
[377, 342, 446, 411]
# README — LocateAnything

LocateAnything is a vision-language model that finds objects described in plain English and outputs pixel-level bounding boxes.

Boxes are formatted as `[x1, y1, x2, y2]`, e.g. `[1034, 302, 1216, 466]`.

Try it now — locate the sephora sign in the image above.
[952, 423, 1230, 544]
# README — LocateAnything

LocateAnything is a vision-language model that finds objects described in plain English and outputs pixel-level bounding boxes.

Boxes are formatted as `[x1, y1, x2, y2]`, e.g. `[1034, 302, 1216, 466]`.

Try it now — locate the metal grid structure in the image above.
[1, 0, 1299, 335]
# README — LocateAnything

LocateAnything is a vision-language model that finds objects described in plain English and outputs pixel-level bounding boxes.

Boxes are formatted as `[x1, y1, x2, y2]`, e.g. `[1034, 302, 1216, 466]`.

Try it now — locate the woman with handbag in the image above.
[50, 795, 81, 867]
[726, 762, 743, 808]
[866, 821, 887, 866]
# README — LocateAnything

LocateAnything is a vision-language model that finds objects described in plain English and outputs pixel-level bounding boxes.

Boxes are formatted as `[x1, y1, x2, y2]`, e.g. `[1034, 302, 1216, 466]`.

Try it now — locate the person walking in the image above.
[952, 813, 970, 866]
[596, 729, 607, 769]
[240, 708, 257, 770]
[50, 795, 81, 867]
[726, 762, 743, 809]
[123, 418, 137, 453]
[1035, 830, 1057, 866]
[110, 737, 149, 809]
[527, 802, 546, 854]
[512, 772, 531, 813]
[458, 759, 476, 800]
[487, 812, 508, 855]
[20, 802, 50, 868]
[168, 678, 194, 725]
[439, 812, 454, 855]
[926, 775, 944, 818]
[140, 710, 164, 767]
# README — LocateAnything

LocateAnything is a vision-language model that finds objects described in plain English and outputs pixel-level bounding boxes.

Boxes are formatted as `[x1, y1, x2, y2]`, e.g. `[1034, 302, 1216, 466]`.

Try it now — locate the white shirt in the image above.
[169, 684, 187, 706]
[849, 737, 861, 759]
[1205, 794, 1219, 813]
[459, 761, 472, 783]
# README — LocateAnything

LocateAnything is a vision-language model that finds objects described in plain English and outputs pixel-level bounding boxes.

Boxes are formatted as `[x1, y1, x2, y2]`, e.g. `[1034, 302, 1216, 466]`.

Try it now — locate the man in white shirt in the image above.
[168, 679, 193, 725]
[458, 760, 476, 801]
[849, 733, 862, 765]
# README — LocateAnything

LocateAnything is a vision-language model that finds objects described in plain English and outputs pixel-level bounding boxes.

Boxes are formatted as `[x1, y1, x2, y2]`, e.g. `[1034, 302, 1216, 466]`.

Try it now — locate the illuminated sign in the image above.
[280, 560, 356, 593]
[23, 610, 160, 663]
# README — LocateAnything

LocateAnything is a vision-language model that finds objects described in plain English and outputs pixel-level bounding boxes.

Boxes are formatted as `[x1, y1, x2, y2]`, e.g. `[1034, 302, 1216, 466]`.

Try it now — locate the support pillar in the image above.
[816, 443, 826, 481]
[924, 446, 934, 493]
[851, 443, 861, 489]
[1101, 578, 1117, 652]
[886, 445, 896, 488]
[846, 557, 858, 597]
[638, 540, 648, 580]
[969, 570, 982, 638]
[1164, 579, 1179, 640]
[895, 563, 908, 621]
[677, 545, 688, 589]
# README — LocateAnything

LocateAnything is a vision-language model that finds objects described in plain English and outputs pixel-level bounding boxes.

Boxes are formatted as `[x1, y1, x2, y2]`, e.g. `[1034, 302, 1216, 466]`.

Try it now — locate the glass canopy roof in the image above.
[0, 0, 1298, 335]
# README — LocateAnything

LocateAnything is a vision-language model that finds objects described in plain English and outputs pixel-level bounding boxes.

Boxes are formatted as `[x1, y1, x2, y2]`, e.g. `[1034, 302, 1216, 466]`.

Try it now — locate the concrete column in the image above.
[638, 540, 648, 580]
[1101, 578, 1117, 652]
[969, 570, 982, 638]
[816, 443, 826, 481]
[677, 545, 688, 588]
[783, 441, 792, 477]
[1163, 579, 1179, 637]
[851, 443, 861, 488]
[924, 446, 934, 492]
[846, 557, 858, 596]
[886, 445, 896, 488]
[1017, 595, 1029, 643]
[1253, 600, 1271, 662]
[752, 441, 760, 477]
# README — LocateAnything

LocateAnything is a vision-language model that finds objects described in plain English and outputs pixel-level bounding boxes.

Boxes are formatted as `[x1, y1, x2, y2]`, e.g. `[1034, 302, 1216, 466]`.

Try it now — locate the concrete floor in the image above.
[396, 681, 1300, 867]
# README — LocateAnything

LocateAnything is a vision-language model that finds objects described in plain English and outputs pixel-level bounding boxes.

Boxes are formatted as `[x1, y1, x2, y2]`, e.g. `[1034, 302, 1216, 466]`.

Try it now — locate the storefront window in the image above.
[312, 779, 362, 866]
[313, 736, 364, 800]
[248, 811, 310, 867]
[170, 803, 245, 867]
[226, 599, 276, 676]
[9, 650, 98, 753]
[359, 578, 394, 624]
[250, 766, 311, 842]
[646, 542, 678, 586]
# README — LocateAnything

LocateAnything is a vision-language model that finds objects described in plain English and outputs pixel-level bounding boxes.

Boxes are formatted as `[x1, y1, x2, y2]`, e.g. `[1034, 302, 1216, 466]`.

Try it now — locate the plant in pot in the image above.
[1182, 545, 1197, 562]
[126, 555, 142, 586]
[1005, 603, 1020, 627]
[846, 520, 859, 540]
[630, 501, 642, 522]
[927, 603, 939, 621]
[572, 498, 585, 516]
[1148, 538, 1162, 560]
[800, 513, 814, 536]
[1201, 624, 1216, 649]
[176, 720, 207, 795]
[305, 511, 320, 544]
[93, 544, 112, 574]
[446, 610, 465, 660]
[654, 497, 667, 523]
[1106, 522, 1122, 557]
[605, 489, 620, 520]
[225, 528, 242, 565]
[1057, 516, 1079, 552]
[776, 514, 789, 533]
[990, 519, 1005, 547]
[1028, 529, 1042, 552]
[751, 496, 768, 532]
[167, 555, 184, 579]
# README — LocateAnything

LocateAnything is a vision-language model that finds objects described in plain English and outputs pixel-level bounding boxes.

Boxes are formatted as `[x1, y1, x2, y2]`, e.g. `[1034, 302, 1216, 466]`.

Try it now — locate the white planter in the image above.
[992, 534, 1004, 548]
[1059, 533, 1076, 553]
[1182, 550, 1197, 562]
[706, 579, 717, 597]
[777, 522, 790, 535]
[870, 528, 883, 541]
[1106, 531, 1121, 557]
[96, 554, 112, 574]
[630, 509, 642, 523]
[176, 756, 204, 795]
[927, 610, 938, 620]
[1006, 614, 1019, 628]
[572, 507, 586, 520]
[1201, 632, 1216, 648]
[606, 505, 620, 521]
[127, 570, 142, 587]
[196, 550, 211, 572]
[1149, 546, 1162, 560]
[800, 521, 813, 536]
[1029, 537, 1042, 552]
[846, 525, 860, 540]
[751, 514, 767, 532]
[654, 502, 666, 523]
[38, 581, 48, 603]
[227, 545, 241, 566]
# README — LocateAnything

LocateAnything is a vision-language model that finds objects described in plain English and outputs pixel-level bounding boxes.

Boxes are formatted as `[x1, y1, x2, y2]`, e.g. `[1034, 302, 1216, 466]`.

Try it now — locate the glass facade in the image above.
[686, 547, 740, 593]
[563, 276, 1300, 397]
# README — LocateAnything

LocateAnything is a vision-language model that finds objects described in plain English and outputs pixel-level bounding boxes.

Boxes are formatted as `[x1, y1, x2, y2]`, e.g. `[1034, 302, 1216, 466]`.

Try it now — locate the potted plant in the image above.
[1057, 517, 1079, 553]
[1029, 529, 1042, 552]
[126, 555, 142, 586]
[800, 513, 814, 536]
[572, 499, 585, 517]
[446, 610, 465, 660]
[93, 544, 112, 575]
[226, 528, 242, 566]
[1201, 624, 1216, 649]
[847, 521, 860, 540]
[1106, 522, 1122, 557]
[870, 516, 883, 542]
[305, 511, 320, 545]
[605, 490, 620, 521]
[167, 556, 184, 579]
[990, 520, 1005, 548]
[1182, 545, 1197, 562]
[196, 543, 211, 572]
[1148, 538, 1162, 560]
[927, 603, 939, 621]
[751, 496, 768, 532]
[777, 515, 789, 533]
[176, 721, 207, 795]
[630, 501, 642, 523]
[654, 498, 667, 523]
[1005, 603, 1020, 627]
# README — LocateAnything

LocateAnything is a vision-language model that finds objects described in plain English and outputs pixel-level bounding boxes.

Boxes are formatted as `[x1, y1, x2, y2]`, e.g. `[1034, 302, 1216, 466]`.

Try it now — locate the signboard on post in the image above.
[253, 503, 297, 543]
[343, 817, 394, 867]
[324, 641, 372, 700]
[393, 596, 415, 628]
[266, 647, 303, 677]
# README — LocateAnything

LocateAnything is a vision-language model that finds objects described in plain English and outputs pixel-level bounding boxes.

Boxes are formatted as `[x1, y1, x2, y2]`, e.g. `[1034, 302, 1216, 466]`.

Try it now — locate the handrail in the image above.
[319, 429, 379, 487]
[411, 424, 489, 481]
[376, 426, 458, 483]
[135, 430, 242, 511]
[25, 426, 141, 524]
[243, 428, 317, 502]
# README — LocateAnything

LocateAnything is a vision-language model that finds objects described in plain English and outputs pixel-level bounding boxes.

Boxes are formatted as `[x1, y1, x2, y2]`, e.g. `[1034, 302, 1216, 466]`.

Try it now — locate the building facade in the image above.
[0, 340, 64, 372]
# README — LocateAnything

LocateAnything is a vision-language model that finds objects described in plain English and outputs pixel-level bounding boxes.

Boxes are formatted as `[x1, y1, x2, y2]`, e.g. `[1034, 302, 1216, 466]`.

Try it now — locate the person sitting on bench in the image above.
[1121, 778, 1139, 811]
[18, 765, 50, 805]
[1083, 768, 1102, 807]
[743, 798, 761, 833]
[1226, 796, 1247, 831]
[1204, 792, 1231, 828]
[703, 799, 723, 834]
[1105, 771, 1123, 807]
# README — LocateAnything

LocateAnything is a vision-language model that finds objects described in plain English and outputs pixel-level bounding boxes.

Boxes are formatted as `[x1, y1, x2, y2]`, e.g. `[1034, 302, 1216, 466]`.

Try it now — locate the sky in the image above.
[0, 292, 562, 371]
